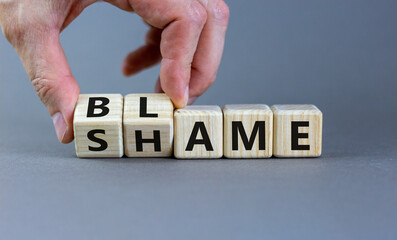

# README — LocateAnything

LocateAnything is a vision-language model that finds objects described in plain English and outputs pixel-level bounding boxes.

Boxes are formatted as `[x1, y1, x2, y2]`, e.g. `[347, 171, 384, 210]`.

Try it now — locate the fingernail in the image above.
[188, 97, 197, 105]
[184, 86, 189, 106]
[52, 112, 67, 143]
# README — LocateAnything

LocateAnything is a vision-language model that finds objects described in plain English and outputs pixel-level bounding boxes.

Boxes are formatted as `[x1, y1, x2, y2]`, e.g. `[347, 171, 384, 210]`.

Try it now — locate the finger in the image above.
[158, 2, 207, 108]
[188, 0, 229, 102]
[128, 0, 207, 108]
[15, 31, 80, 143]
[122, 27, 162, 76]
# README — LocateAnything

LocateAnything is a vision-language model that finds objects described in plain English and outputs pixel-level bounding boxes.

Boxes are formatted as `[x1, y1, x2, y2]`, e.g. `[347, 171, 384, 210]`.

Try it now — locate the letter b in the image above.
[87, 97, 110, 117]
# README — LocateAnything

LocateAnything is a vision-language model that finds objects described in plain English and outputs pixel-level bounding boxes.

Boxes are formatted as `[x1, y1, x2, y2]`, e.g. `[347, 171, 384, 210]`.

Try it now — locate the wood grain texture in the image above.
[73, 94, 124, 158]
[123, 94, 174, 157]
[174, 106, 223, 159]
[223, 104, 273, 158]
[271, 105, 322, 157]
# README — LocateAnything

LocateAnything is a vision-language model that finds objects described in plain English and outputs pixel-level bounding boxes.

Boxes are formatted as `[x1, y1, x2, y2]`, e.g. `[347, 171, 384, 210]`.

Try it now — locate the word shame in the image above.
[73, 94, 323, 158]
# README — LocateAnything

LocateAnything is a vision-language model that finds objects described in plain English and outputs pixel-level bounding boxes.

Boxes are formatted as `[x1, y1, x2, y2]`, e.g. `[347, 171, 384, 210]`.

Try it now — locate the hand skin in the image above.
[0, 0, 229, 143]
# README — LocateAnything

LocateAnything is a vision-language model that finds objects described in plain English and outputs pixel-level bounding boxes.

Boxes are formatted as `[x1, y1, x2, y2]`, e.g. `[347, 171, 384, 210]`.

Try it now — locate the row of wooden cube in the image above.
[74, 94, 323, 158]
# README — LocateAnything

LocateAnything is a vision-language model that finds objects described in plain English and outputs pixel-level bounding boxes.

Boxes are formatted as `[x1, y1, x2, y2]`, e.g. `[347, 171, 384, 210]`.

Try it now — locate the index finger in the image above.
[108, 0, 208, 107]
[156, 1, 207, 108]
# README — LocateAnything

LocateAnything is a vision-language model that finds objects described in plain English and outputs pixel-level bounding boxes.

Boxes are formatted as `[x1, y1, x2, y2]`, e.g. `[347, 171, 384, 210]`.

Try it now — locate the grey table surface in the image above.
[1, 1, 397, 239]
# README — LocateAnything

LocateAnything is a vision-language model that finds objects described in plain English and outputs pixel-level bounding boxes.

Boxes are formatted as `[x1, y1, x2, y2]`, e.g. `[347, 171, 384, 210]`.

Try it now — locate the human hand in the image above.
[0, 0, 229, 143]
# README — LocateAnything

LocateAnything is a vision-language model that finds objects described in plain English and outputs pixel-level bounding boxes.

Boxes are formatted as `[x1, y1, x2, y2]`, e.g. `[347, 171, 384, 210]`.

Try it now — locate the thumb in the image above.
[18, 32, 80, 143]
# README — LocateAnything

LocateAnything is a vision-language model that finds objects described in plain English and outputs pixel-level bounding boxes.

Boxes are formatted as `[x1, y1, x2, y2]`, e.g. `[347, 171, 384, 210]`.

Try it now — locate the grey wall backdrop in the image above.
[1, 1, 397, 239]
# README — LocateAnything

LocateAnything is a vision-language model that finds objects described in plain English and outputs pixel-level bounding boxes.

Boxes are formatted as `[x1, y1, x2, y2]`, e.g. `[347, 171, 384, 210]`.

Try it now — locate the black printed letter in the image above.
[135, 130, 161, 152]
[291, 121, 310, 150]
[232, 121, 266, 151]
[186, 122, 213, 151]
[87, 129, 108, 151]
[140, 97, 158, 118]
[87, 97, 110, 117]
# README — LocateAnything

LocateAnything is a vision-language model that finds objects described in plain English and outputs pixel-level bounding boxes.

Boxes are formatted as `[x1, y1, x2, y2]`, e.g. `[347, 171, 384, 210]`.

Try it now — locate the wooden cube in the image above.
[174, 106, 223, 159]
[123, 94, 174, 157]
[271, 105, 323, 157]
[223, 104, 273, 158]
[73, 94, 124, 158]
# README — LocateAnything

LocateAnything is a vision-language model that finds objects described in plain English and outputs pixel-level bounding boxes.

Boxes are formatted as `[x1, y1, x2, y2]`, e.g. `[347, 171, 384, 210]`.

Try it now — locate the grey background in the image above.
[1, 0, 397, 239]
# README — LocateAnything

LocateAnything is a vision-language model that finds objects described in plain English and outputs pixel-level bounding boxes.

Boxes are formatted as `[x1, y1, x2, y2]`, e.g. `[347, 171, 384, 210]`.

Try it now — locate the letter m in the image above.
[232, 121, 266, 151]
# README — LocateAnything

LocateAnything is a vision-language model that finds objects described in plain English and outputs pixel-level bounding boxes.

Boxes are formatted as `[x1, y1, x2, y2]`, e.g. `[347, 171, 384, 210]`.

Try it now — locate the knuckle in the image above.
[31, 77, 56, 106]
[0, 5, 28, 45]
[2, 19, 32, 47]
[212, 1, 230, 24]
[186, 2, 207, 27]
[1, 22, 22, 44]
[0, 5, 55, 47]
